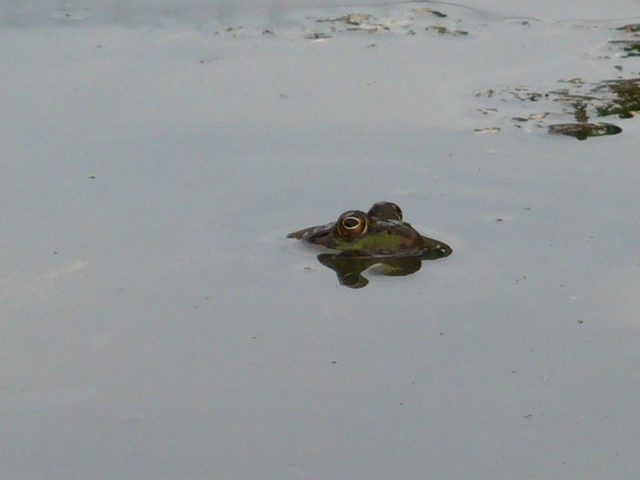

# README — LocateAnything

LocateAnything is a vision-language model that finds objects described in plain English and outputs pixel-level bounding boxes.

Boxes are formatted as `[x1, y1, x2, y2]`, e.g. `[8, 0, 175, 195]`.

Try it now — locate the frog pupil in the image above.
[343, 217, 360, 229]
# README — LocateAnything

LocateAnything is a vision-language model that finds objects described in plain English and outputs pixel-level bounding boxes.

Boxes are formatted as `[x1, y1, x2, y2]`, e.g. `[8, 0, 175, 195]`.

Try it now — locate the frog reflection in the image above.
[287, 201, 452, 288]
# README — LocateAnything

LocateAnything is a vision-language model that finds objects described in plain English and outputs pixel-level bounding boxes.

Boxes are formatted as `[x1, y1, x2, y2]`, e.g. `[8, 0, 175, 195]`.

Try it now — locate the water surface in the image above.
[1, 1, 640, 479]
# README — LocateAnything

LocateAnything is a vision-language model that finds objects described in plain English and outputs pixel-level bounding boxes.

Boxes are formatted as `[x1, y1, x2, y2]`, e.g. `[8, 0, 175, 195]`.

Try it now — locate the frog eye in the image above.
[337, 212, 368, 239]
[367, 201, 403, 221]
[391, 203, 403, 220]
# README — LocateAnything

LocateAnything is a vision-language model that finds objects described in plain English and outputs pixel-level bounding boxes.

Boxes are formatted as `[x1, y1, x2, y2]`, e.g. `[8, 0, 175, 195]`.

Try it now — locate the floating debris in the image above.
[477, 76, 640, 134]
[608, 39, 640, 57]
[466, 20, 640, 136]
[315, 13, 389, 32]
[317, 13, 372, 25]
[346, 24, 389, 32]
[413, 7, 448, 18]
[548, 122, 622, 140]
[426, 26, 468, 36]
[341, 13, 372, 25]
[560, 77, 584, 85]
[49, 10, 87, 21]
[615, 24, 640, 33]
[305, 32, 332, 40]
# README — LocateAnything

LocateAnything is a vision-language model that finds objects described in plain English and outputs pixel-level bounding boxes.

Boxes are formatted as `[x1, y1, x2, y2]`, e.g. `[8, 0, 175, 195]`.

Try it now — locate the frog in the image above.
[287, 202, 452, 288]
[287, 201, 452, 258]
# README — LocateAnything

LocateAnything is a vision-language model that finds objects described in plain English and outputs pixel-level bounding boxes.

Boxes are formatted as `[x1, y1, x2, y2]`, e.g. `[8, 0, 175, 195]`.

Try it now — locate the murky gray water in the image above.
[2, 1, 640, 479]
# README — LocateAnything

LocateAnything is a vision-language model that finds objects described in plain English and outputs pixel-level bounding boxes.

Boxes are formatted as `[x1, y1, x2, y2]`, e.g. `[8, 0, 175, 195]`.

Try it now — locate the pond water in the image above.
[2, 1, 640, 479]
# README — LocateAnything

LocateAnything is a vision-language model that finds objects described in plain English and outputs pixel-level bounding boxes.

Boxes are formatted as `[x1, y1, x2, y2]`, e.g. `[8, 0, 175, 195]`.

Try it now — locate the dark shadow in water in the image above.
[316, 239, 452, 289]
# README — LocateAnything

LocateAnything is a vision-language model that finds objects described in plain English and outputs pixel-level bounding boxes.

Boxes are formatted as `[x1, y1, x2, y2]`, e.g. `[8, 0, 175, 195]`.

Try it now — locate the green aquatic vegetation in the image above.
[549, 78, 640, 120]
[621, 42, 640, 57]
[571, 101, 588, 122]
[608, 39, 640, 57]
[477, 76, 640, 139]
[592, 78, 640, 118]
